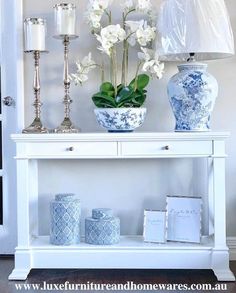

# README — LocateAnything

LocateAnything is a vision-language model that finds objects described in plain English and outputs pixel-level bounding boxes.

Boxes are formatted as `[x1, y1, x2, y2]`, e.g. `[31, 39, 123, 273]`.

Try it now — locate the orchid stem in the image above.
[122, 12, 126, 86]
[101, 59, 105, 83]
[126, 43, 129, 85]
[134, 61, 142, 91]
[112, 47, 118, 97]
[121, 9, 136, 86]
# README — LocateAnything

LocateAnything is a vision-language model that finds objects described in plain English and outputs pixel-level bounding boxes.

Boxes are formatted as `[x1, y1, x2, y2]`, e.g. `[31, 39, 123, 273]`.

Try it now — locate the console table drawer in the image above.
[121, 141, 212, 156]
[28, 142, 117, 157]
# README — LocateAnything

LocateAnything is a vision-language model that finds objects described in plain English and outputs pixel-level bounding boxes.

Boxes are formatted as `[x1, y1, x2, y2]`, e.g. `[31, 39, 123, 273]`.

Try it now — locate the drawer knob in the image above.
[163, 145, 170, 150]
[67, 147, 74, 152]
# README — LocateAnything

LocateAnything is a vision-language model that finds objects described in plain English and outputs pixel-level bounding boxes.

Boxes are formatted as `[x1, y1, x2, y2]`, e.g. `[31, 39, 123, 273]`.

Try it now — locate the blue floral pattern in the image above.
[168, 64, 218, 131]
[94, 108, 147, 132]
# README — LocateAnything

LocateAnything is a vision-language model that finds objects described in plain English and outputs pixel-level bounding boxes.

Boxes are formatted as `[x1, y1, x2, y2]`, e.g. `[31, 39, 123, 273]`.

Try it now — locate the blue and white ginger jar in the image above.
[85, 208, 120, 245]
[168, 63, 218, 132]
[50, 193, 81, 246]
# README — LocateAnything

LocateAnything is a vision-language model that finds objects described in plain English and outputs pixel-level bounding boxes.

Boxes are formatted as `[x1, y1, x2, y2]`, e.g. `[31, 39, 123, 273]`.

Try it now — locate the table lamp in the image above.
[157, 0, 234, 131]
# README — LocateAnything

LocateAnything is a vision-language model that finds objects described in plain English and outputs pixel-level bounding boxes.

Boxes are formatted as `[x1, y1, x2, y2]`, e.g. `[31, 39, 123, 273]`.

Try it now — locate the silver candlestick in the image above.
[23, 50, 48, 134]
[54, 35, 80, 133]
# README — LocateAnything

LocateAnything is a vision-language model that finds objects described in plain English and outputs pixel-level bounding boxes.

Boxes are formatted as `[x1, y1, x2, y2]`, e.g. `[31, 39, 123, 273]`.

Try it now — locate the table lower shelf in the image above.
[9, 235, 235, 281]
[25, 235, 215, 270]
[31, 235, 214, 250]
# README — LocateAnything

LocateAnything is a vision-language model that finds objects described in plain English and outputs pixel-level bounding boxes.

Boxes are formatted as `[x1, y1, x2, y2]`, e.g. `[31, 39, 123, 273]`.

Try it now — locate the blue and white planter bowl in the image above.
[168, 63, 218, 132]
[94, 108, 147, 132]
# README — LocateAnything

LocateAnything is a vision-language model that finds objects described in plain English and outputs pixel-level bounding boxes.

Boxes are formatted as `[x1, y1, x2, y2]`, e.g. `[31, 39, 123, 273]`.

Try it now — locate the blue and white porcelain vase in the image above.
[85, 208, 120, 245]
[50, 193, 81, 246]
[168, 63, 218, 132]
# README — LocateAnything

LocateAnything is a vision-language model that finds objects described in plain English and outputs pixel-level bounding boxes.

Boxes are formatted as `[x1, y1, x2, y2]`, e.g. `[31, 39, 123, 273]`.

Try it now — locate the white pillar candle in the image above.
[54, 3, 77, 36]
[24, 18, 46, 51]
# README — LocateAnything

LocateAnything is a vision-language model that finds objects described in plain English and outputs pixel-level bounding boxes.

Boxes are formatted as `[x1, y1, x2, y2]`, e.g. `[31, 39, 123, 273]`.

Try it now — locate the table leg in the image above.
[211, 142, 235, 281]
[9, 159, 38, 280]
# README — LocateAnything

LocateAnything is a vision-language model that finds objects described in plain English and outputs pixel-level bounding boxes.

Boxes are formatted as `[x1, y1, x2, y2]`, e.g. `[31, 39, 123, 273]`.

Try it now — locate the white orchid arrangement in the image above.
[70, 0, 164, 108]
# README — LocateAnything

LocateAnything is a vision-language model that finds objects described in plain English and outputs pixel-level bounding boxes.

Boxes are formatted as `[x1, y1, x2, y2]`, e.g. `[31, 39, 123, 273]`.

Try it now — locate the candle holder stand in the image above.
[54, 35, 80, 133]
[23, 50, 48, 134]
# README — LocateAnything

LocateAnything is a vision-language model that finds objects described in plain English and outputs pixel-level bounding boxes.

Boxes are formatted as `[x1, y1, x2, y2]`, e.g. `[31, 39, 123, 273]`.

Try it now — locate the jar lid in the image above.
[92, 208, 113, 220]
[55, 193, 79, 202]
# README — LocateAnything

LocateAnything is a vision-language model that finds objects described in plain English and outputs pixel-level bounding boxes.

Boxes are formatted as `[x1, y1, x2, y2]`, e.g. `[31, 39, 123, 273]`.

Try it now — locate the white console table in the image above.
[9, 132, 235, 281]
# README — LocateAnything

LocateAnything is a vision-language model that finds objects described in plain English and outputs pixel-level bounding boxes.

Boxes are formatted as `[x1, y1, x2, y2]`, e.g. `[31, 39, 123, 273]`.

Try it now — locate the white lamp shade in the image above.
[157, 0, 235, 61]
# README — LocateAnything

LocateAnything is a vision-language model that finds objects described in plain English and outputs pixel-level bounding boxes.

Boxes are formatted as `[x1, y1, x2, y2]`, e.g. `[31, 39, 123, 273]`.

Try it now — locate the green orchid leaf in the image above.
[93, 79, 148, 108]
[116, 86, 134, 104]
[129, 74, 150, 90]
[118, 90, 147, 108]
[117, 84, 124, 94]
[100, 82, 115, 94]
[92, 93, 117, 108]
[132, 94, 146, 107]
[106, 90, 115, 97]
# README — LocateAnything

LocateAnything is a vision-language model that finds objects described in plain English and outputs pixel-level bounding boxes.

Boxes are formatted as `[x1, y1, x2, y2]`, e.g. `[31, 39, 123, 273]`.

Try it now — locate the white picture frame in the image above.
[143, 210, 167, 243]
[166, 196, 202, 243]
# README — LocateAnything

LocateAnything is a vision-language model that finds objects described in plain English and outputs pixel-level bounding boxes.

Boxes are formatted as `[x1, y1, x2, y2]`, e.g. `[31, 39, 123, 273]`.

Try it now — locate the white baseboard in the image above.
[227, 237, 236, 260]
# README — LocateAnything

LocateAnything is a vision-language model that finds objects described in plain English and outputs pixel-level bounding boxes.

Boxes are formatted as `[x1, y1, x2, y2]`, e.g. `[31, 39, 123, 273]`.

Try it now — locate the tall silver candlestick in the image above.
[23, 50, 48, 133]
[54, 35, 80, 133]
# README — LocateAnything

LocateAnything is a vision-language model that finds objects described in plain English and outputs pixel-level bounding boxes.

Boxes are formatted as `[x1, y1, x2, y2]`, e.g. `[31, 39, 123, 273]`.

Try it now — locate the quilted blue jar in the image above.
[85, 208, 120, 245]
[50, 193, 80, 245]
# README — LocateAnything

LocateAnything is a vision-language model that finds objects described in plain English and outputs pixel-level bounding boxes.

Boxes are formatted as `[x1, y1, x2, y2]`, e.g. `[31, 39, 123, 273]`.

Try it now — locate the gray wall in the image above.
[23, 0, 236, 236]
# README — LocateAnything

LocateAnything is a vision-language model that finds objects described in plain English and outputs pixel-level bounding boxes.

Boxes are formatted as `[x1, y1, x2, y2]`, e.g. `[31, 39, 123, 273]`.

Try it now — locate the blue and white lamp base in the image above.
[168, 63, 218, 132]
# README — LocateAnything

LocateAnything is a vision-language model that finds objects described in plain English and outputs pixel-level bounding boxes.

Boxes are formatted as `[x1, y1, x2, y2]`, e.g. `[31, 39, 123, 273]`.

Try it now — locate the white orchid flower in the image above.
[126, 20, 144, 33]
[96, 25, 126, 56]
[101, 24, 126, 42]
[81, 53, 97, 73]
[70, 73, 89, 85]
[122, 0, 135, 10]
[138, 47, 164, 79]
[143, 60, 164, 79]
[143, 60, 155, 71]
[90, 1, 102, 11]
[126, 20, 156, 47]
[70, 53, 97, 85]
[96, 34, 113, 55]
[153, 63, 165, 79]
[136, 22, 156, 46]
[136, 0, 152, 14]
[85, 8, 103, 29]
[138, 47, 154, 61]
[125, 20, 144, 46]
[85, 0, 113, 30]
[89, 0, 112, 11]
[86, 10, 103, 29]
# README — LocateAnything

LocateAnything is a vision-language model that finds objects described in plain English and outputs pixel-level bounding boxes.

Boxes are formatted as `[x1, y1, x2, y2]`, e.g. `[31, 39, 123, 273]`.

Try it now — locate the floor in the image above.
[0, 257, 235, 292]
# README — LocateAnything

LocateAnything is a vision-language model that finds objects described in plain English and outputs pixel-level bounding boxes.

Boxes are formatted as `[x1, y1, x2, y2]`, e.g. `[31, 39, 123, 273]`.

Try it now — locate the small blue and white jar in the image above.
[50, 193, 81, 246]
[168, 63, 218, 132]
[85, 208, 120, 245]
